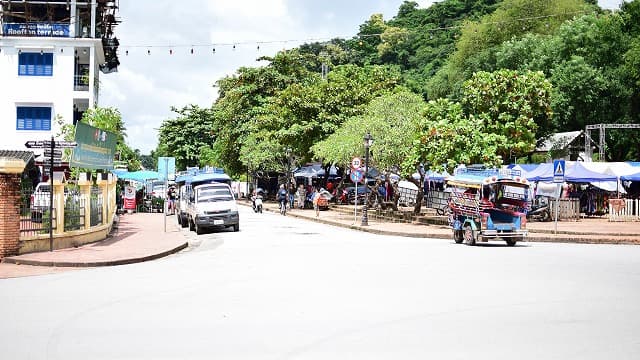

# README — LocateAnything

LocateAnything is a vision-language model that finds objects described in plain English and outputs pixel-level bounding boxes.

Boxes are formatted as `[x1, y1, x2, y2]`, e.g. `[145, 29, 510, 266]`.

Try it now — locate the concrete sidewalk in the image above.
[0, 213, 187, 278]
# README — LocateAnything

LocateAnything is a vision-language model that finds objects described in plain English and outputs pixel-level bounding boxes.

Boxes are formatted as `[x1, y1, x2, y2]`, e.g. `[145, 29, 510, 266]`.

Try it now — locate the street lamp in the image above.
[361, 132, 374, 226]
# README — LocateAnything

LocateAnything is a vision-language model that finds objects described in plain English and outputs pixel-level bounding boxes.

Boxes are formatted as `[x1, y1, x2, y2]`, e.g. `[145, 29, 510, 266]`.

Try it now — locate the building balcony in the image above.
[73, 74, 89, 92]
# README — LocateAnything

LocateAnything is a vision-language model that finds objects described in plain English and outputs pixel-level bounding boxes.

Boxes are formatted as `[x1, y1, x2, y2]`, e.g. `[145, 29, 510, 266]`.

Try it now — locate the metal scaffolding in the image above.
[585, 123, 640, 161]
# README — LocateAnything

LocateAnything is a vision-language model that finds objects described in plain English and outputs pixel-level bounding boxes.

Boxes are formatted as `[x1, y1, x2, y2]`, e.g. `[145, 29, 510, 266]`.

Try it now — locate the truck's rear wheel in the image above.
[454, 230, 463, 244]
[463, 224, 476, 246]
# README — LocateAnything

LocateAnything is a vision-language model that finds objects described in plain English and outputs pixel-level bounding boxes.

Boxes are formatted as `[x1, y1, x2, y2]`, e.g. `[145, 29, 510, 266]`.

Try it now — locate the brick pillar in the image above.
[0, 173, 21, 258]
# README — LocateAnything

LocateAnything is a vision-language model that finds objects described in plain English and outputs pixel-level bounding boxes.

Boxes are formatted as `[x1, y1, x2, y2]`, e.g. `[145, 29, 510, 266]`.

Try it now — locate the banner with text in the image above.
[3, 23, 70, 37]
[71, 122, 117, 170]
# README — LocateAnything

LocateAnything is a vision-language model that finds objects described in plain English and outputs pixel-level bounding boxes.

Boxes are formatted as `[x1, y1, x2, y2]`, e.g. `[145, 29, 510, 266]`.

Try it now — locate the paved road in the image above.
[1, 206, 639, 359]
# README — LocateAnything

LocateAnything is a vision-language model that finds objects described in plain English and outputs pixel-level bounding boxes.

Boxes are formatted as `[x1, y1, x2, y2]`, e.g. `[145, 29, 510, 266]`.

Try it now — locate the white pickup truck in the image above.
[30, 182, 79, 223]
[30, 182, 56, 223]
[186, 183, 239, 234]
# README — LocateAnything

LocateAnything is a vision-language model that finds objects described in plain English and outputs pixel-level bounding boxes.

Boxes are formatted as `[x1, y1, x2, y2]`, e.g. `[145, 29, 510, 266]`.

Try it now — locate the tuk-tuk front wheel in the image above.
[463, 224, 477, 246]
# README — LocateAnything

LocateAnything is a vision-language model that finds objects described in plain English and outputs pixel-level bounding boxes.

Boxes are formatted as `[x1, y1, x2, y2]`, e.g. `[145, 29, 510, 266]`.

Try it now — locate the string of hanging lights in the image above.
[104, 9, 592, 56]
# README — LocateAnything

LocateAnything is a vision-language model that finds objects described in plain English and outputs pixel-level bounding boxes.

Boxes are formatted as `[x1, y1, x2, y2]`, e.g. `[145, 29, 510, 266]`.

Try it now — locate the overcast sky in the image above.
[100, 0, 623, 155]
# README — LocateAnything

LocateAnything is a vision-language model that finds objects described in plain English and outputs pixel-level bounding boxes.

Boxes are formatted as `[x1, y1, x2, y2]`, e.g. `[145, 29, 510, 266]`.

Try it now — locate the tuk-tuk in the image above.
[446, 168, 530, 246]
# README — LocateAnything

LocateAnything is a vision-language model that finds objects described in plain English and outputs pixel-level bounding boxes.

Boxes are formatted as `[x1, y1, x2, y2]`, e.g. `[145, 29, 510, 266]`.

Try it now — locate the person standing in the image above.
[288, 183, 296, 210]
[296, 184, 306, 209]
[166, 186, 177, 215]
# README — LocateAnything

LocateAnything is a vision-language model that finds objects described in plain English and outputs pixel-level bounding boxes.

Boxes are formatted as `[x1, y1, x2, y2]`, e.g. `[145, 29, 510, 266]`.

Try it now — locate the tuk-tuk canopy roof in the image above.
[446, 168, 529, 189]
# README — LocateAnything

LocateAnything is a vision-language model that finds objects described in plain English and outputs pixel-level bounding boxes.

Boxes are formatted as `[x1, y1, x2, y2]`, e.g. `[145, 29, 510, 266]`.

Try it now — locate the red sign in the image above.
[351, 157, 362, 170]
[123, 185, 136, 210]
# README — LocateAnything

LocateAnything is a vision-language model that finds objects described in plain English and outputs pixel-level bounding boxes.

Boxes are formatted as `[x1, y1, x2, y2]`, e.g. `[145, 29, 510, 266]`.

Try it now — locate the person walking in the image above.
[312, 187, 321, 218]
[277, 184, 288, 215]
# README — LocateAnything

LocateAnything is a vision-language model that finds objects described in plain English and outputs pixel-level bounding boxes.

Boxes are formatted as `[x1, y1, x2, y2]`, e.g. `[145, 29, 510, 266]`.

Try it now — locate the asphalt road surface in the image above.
[1, 206, 639, 359]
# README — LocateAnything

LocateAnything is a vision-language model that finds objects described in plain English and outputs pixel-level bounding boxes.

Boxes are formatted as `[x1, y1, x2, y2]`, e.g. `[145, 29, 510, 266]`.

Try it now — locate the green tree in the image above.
[157, 105, 215, 170]
[312, 90, 425, 170]
[427, 0, 590, 99]
[461, 69, 554, 161]
[252, 64, 401, 170]
[212, 49, 316, 177]
[404, 98, 502, 174]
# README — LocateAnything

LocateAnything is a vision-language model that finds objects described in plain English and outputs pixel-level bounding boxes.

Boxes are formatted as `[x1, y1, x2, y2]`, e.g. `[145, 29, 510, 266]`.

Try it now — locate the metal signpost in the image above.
[553, 159, 566, 235]
[350, 169, 364, 224]
[25, 137, 77, 251]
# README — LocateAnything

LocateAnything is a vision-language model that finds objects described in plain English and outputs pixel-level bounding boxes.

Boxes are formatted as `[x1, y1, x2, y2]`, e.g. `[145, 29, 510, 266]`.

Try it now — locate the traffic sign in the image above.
[44, 149, 63, 158]
[53, 141, 78, 148]
[351, 157, 362, 170]
[553, 159, 566, 183]
[25, 140, 77, 149]
[25, 141, 45, 149]
[350, 169, 364, 183]
[43, 158, 62, 166]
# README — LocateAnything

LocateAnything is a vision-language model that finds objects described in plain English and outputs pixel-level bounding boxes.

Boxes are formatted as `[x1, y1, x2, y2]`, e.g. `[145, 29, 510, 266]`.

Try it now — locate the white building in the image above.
[0, 0, 120, 159]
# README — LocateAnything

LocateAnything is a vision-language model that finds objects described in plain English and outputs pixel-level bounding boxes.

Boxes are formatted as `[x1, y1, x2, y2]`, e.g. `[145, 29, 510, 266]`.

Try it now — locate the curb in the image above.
[246, 203, 640, 245]
[2, 242, 189, 268]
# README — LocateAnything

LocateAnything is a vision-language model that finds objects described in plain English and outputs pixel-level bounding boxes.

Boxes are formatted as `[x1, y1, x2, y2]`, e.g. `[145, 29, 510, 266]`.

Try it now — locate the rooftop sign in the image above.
[3, 23, 70, 37]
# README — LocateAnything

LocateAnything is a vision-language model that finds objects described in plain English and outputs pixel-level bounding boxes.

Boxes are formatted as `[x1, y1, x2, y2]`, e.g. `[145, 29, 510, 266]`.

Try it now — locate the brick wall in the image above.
[0, 174, 21, 258]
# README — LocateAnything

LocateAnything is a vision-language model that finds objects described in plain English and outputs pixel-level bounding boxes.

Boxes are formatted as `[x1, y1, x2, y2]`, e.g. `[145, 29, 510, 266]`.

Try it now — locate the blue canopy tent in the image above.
[523, 163, 553, 182]
[509, 164, 539, 172]
[525, 162, 617, 183]
[294, 164, 339, 179]
[621, 171, 640, 182]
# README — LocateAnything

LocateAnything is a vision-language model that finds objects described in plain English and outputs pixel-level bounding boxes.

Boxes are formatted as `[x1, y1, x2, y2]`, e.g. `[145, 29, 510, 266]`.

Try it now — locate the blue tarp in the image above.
[112, 170, 160, 182]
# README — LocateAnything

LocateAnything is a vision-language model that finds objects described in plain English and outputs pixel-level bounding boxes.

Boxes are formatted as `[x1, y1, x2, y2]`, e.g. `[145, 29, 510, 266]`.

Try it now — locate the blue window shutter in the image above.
[18, 52, 53, 76]
[44, 53, 53, 76]
[16, 106, 52, 130]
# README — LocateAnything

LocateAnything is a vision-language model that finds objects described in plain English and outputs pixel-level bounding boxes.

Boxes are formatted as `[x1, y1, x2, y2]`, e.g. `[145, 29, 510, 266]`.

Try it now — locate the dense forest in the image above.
[154, 0, 640, 179]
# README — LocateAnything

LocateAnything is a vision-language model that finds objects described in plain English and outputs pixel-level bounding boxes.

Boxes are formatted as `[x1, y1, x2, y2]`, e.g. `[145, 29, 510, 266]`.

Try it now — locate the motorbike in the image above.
[527, 196, 551, 222]
[252, 195, 263, 213]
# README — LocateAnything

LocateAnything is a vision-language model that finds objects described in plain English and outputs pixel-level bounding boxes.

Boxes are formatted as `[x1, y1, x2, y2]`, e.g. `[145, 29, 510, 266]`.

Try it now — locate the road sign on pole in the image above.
[350, 169, 364, 183]
[553, 159, 566, 183]
[25, 141, 45, 149]
[25, 140, 77, 149]
[351, 157, 362, 170]
[44, 149, 63, 158]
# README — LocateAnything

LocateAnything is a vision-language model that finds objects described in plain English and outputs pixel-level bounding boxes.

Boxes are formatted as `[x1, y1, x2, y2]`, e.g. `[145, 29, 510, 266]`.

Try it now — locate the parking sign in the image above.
[350, 169, 364, 183]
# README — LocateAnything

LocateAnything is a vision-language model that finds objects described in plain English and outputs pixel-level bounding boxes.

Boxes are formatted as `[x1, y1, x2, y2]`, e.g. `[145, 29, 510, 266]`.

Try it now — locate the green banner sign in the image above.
[71, 122, 117, 169]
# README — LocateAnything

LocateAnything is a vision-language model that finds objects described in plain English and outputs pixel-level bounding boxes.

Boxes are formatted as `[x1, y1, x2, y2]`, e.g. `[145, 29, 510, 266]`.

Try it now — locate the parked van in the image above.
[186, 182, 239, 234]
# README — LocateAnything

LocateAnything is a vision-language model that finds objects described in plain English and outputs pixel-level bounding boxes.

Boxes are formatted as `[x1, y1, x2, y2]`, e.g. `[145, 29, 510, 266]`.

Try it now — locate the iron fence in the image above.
[64, 185, 84, 231]
[19, 185, 57, 237]
[90, 186, 103, 226]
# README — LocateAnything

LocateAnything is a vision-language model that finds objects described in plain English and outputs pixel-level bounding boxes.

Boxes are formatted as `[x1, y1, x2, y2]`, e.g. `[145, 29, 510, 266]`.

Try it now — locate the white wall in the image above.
[0, 37, 100, 156]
